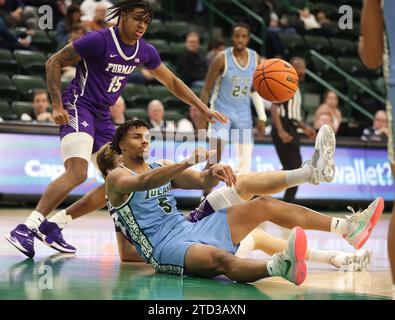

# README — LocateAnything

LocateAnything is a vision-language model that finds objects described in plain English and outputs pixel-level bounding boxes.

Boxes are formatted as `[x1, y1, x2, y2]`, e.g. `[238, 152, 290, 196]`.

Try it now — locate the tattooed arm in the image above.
[45, 43, 82, 125]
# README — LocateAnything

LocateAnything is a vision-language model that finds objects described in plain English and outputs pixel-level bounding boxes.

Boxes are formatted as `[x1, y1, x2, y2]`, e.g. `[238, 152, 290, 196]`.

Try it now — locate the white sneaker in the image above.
[309, 124, 336, 185]
[329, 252, 358, 271]
[354, 249, 373, 271]
[267, 227, 307, 286]
[344, 197, 384, 249]
[329, 249, 372, 271]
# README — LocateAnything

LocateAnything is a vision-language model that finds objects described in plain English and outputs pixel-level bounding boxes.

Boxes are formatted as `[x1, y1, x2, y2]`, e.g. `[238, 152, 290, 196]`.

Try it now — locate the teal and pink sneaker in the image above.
[267, 226, 307, 286]
[344, 197, 384, 250]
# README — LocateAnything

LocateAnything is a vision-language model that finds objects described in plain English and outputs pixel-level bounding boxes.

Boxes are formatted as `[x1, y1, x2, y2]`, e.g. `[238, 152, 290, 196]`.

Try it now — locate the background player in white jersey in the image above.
[101, 120, 382, 284]
[199, 22, 267, 195]
[359, 0, 395, 299]
[5, 0, 226, 259]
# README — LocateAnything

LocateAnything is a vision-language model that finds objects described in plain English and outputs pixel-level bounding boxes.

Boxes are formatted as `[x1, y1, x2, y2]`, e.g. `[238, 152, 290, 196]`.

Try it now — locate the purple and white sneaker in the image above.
[35, 219, 76, 253]
[5, 224, 35, 258]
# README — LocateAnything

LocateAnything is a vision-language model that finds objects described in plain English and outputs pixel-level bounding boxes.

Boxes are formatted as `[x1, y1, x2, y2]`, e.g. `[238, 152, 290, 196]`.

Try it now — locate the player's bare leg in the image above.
[6, 157, 89, 257]
[184, 226, 307, 285]
[226, 195, 383, 250]
[237, 229, 372, 271]
[34, 158, 89, 215]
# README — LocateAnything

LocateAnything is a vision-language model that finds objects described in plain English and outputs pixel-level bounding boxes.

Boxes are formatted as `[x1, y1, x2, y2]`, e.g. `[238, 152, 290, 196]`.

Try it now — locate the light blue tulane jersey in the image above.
[210, 47, 258, 118]
[106, 162, 188, 275]
[382, 0, 395, 164]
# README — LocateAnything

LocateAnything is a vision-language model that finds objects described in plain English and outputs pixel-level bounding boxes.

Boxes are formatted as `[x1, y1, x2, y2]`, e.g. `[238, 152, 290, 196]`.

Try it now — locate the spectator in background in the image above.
[361, 110, 388, 142]
[281, 0, 321, 30]
[177, 105, 199, 133]
[110, 96, 127, 126]
[206, 38, 225, 68]
[0, 0, 24, 26]
[60, 23, 87, 81]
[21, 90, 53, 122]
[55, 4, 81, 47]
[80, 0, 113, 23]
[0, 0, 35, 50]
[85, 2, 113, 31]
[128, 67, 155, 85]
[314, 90, 342, 134]
[147, 99, 175, 131]
[314, 112, 334, 132]
[177, 32, 207, 88]
[316, 10, 330, 25]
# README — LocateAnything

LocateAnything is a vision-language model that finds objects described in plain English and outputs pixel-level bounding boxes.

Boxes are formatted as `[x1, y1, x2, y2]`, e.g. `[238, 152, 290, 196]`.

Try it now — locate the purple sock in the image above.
[185, 198, 215, 222]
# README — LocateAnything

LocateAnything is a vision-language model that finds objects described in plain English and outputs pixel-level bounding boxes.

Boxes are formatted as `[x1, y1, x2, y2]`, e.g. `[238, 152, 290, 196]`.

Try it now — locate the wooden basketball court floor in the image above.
[0, 209, 392, 300]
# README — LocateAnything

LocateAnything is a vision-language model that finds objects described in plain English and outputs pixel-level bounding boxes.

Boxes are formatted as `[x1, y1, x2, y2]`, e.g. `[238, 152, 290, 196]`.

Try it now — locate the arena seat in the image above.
[148, 85, 173, 100]
[125, 108, 147, 120]
[277, 33, 305, 56]
[164, 110, 185, 122]
[304, 35, 331, 53]
[31, 30, 54, 53]
[0, 49, 18, 75]
[163, 97, 187, 112]
[11, 101, 32, 118]
[329, 38, 357, 55]
[148, 39, 170, 52]
[122, 83, 150, 107]
[0, 74, 18, 100]
[12, 75, 47, 101]
[0, 100, 16, 120]
[14, 50, 46, 76]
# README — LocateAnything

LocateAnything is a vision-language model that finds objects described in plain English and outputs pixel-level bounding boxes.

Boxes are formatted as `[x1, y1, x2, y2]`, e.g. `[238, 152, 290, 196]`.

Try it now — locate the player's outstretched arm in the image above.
[46, 43, 82, 125]
[171, 163, 236, 190]
[359, 0, 384, 68]
[107, 148, 211, 193]
[149, 63, 227, 125]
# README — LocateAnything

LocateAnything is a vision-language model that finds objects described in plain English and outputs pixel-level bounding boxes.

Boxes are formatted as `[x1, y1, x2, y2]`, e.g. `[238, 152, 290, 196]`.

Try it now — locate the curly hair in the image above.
[110, 119, 151, 155]
[106, 0, 154, 25]
[96, 143, 118, 178]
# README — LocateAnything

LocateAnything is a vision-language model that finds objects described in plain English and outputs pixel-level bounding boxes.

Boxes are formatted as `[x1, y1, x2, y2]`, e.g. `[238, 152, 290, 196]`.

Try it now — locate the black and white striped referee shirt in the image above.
[279, 88, 302, 124]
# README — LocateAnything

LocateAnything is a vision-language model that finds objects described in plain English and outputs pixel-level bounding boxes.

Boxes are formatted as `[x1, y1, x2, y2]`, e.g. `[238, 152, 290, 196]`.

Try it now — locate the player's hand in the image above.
[304, 126, 317, 140]
[52, 108, 70, 126]
[186, 148, 216, 165]
[203, 108, 228, 124]
[257, 120, 266, 136]
[279, 130, 293, 144]
[37, 112, 54, 122]
[210, 164, 237, 187]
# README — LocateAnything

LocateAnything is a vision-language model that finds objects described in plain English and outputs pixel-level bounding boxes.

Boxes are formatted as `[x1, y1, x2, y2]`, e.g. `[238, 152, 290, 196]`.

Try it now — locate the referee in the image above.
[271, 57, 316, 203]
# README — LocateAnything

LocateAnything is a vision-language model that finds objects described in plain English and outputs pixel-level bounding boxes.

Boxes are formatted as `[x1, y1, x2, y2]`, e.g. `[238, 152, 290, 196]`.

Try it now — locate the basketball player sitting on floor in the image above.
[97, 120, 382, 284]
[96, 126, 373, 273]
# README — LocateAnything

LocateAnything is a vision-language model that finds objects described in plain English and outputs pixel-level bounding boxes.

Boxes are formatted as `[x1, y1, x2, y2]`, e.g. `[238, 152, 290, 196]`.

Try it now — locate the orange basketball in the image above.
[253, 58, 299, 103]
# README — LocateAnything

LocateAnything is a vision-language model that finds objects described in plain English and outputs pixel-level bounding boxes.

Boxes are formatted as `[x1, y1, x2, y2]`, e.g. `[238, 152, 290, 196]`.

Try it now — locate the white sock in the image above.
[266, 260, 277, 277]
[306, 248, 342, 265]
[392, 285, 395, 300]
[49, 209, 73, 229]
[330, 217, 349, 236]
[285, 165, 313, 187]
[235, 234, 255, 258]
[25, 211, 45, 231]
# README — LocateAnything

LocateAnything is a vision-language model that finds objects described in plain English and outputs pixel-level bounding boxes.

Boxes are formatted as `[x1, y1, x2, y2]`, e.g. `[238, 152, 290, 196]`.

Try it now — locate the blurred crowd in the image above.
[0, 0, 387, 142]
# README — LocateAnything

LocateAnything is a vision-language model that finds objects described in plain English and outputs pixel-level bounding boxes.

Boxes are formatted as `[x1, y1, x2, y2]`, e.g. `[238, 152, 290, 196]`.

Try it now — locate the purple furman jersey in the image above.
[60, 26, 161, 153]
